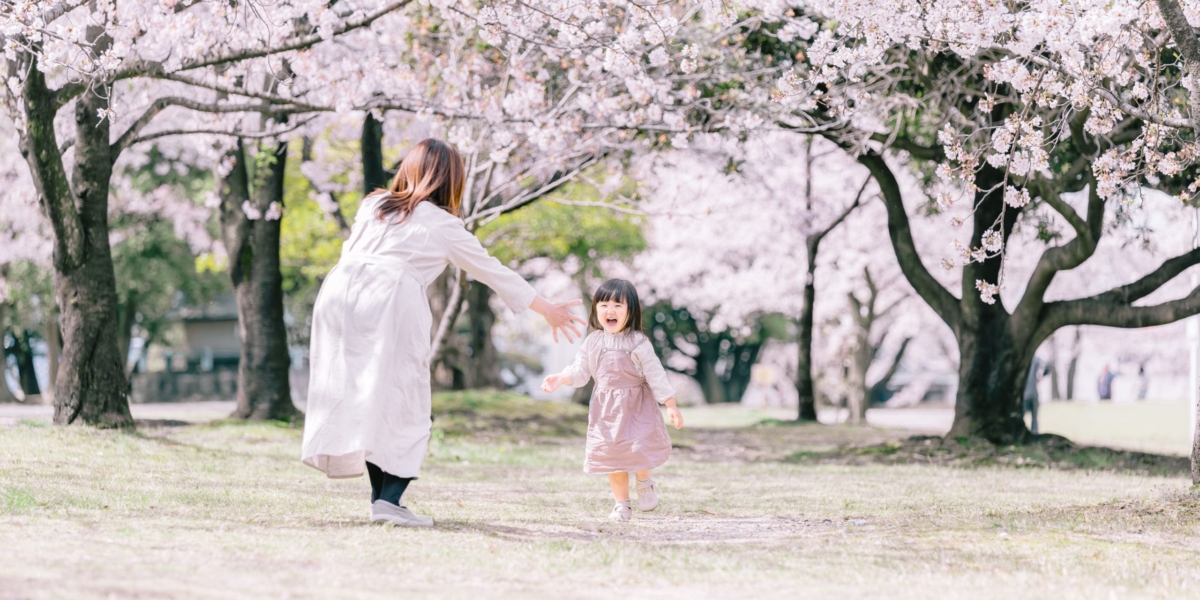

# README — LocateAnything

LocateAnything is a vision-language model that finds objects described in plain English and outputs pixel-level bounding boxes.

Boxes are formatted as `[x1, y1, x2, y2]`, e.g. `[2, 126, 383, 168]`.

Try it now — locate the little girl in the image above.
[542, 279, 684, 521]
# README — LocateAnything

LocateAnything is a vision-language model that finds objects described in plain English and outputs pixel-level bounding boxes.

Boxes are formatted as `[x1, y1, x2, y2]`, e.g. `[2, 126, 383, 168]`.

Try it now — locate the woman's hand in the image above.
[664, 399, 684, 429]
[530, 296, 588, 343]
[541, 373, 571, 393]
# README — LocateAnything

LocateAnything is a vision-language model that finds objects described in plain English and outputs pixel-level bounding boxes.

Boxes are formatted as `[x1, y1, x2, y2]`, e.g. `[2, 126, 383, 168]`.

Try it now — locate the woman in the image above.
[301, 138, 585, 527]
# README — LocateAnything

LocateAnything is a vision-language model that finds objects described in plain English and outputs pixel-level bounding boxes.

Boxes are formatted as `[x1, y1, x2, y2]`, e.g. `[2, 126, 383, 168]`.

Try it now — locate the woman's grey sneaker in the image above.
[636, 477, 658, 512]
[370, 500, 434, 527]
[608, 502, 632, 522]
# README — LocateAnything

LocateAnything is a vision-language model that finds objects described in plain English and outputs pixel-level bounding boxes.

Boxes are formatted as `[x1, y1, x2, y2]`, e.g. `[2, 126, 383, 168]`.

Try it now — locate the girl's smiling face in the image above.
[595, 299, 629, 334]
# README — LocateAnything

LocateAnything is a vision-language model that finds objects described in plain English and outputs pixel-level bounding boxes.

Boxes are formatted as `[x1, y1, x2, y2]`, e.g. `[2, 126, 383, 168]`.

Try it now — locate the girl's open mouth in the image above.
[606, 318, 619, 326]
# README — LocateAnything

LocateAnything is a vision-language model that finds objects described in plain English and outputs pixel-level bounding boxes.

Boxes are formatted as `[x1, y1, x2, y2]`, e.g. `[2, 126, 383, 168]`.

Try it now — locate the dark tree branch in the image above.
[14, 47, 85, 271]
[809, 175, 869, 249]
[1011, 176, 1104, 333]
[465, 154, 604, 225]
[110, 97, 306, 155]
[120, 119, 312, 149]
[868, 336, 912, 400]
[1068, 109, 1098, 156]
[1091, 247, 1200, 305]
[854, 149, 961, 329]
[868, 133, 946, 162]
[1035, 285, 1200, 347]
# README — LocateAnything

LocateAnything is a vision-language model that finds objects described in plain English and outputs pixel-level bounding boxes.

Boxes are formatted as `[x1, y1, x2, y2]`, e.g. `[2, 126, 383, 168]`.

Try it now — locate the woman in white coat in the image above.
[301, 139, 584, 527]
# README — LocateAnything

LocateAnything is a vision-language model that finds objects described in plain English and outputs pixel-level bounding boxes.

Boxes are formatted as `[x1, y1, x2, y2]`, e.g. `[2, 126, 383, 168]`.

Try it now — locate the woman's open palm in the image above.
[532, 297, 587, 343]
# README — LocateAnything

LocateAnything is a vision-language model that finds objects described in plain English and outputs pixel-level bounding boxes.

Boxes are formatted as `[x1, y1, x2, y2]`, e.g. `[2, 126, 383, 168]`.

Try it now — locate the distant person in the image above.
[542, 279, 685, 522]
[1135, 365, 1150, 400]
[1023, 356, 1049, 434]
[301, 139, 585, 528]
[1097, 365, 1115, 401]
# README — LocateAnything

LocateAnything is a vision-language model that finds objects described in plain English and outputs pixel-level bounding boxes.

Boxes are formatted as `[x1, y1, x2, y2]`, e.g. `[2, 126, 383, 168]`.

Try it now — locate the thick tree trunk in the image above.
[795, 260, 819, 421]
[947, 321, 1031, 442]
[464, 282, 503, 389]
[218, 141, 296, 421]
[14, 37, 133, 427]
[945, 165, 1031, 443]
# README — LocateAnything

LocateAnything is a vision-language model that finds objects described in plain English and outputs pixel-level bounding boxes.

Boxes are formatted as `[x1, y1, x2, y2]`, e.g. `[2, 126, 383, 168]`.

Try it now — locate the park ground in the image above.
[2, 396, 1199, 600]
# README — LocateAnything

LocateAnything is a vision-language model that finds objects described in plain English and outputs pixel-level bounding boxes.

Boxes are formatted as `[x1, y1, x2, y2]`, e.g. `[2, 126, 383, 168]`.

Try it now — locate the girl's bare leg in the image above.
[635, 469, 651, 482]
[608, 472, 630, 501]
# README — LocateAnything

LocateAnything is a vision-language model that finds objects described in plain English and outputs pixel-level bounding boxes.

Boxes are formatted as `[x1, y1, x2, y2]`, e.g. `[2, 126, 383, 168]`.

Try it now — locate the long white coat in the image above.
[301, 195, 536, 479]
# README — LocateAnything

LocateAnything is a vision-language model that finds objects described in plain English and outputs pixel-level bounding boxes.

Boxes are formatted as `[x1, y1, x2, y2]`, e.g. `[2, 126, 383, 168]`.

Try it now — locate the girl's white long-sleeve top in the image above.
[562, 330, 676, 403]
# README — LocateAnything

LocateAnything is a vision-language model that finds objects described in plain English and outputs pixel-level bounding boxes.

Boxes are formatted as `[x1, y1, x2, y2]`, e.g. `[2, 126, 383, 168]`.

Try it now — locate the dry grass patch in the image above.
[2, 393, 1199, 599]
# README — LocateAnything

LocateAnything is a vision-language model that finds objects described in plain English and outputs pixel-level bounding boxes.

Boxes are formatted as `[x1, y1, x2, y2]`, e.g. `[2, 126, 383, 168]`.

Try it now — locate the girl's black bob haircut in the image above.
[588, 279, 643, 333]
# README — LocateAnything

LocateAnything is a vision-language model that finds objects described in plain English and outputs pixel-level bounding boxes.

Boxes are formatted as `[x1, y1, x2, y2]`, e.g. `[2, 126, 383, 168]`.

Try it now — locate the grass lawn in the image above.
[1034, 400, 1193, 456]
[3, 392, 1200, 599]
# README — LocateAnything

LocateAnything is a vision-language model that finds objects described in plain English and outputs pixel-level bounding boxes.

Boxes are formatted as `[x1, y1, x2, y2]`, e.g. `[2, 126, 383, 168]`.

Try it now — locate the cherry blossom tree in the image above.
[1, 1, 414, 427]
[722, 0, 1200, 444]
[632, 131, 927, 407]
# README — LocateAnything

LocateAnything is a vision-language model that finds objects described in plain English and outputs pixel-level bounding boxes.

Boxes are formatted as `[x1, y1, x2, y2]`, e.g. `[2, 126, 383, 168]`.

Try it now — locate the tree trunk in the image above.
[723, 342, 760, 404]
[361, 113, 388, 194]
[218, 141, 296, 421]
[698, 356, 726, 404]
[0, 303, 16, 404]
[947, 320, 1031, 442]
[944, 164, 1031, 443]
[9, 330, 42, 398]
[847, 320, 872, 424]
[464, 281, 503, 389]
[117, 294, 137, 376]
[794, 257, 819, 421]
[44, 302, 60, 402]
[1047, 364, 1061, 401]
[794, 170, 865, 422]
[867, 337, 911, 405]
[14, 36, 133, 428]
[1065, 328, 1080, 400]
[1194, 405, 1200, 484]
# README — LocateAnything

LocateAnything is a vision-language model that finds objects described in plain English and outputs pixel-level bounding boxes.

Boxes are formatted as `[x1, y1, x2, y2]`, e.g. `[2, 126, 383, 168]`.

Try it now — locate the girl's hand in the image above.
[530, 296, 588, 343]
[542, 374, 567, 393]
[667, 406, 684, 429]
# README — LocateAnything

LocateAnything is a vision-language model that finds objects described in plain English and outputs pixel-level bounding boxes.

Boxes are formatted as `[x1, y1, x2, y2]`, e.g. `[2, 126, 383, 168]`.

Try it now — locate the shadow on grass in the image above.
[783, 434, 1190, 477]
[436, 515, 847, 544]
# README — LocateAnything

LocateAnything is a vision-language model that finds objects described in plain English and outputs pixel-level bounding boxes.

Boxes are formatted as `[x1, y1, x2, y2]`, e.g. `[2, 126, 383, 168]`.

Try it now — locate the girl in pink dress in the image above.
[542, 279, 685, 521]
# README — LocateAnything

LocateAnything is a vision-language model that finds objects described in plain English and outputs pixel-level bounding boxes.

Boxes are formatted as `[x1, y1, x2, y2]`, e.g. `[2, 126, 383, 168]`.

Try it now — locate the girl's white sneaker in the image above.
[636, 478, 658, 512]
[608, 502, 632, 522]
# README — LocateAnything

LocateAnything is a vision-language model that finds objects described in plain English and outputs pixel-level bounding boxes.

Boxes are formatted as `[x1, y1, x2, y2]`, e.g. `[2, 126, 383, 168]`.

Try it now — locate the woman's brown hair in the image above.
[374, 138, 465, 222]
[588, 279, 644, 334]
